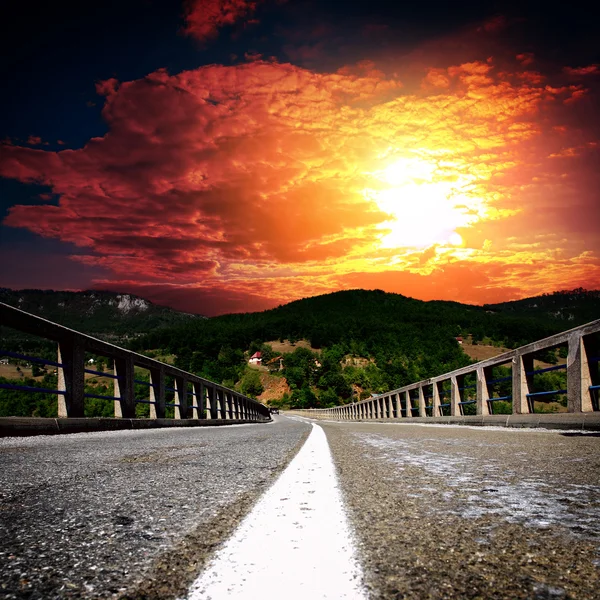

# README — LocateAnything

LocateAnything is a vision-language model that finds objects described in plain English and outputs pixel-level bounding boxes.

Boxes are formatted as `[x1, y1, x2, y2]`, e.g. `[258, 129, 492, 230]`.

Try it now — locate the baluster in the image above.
[57, 337, 85, 418]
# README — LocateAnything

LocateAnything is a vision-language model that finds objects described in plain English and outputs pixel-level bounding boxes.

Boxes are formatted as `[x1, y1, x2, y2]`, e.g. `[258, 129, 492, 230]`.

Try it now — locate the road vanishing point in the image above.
[1, 415, 600, 599]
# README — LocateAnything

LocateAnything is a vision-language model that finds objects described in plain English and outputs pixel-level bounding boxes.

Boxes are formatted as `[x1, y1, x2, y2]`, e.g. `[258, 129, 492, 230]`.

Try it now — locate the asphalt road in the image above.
[322, 420, 600, 599]
[1, 417, 599, 599]
[0, 418, 311, 599]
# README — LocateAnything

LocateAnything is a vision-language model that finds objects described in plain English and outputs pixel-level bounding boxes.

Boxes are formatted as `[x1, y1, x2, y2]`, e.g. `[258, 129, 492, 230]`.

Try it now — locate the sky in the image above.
[0, 0, 599, 316]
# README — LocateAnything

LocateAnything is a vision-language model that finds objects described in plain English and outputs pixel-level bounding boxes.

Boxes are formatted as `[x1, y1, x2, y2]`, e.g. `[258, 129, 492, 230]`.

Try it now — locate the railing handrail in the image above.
[1, 302, 238, 394]
[296, 318, 600, 419]
[353, 318, 600, 404]
[0, 301, 270, 421]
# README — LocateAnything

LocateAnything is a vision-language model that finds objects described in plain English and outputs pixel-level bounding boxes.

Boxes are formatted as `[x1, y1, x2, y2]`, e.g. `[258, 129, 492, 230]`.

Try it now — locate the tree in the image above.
[31, 363, 45, 377]
[240, 369, 264, 398]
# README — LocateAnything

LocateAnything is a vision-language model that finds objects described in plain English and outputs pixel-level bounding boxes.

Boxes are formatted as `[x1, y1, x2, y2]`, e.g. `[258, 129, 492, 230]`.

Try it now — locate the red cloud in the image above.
[1, 51, 599, 314]
[516, 53, 534, 66]
[0, 61, 398, 283]
[564, 65, 599, 76]
[183, 0, 260, 41]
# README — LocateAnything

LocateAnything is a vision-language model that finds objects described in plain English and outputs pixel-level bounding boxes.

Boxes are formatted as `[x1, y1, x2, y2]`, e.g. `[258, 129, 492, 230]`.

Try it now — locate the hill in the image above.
[128, 288, 598, 409]
[485, 288, 600, 325]
[0, 289, 204, 342]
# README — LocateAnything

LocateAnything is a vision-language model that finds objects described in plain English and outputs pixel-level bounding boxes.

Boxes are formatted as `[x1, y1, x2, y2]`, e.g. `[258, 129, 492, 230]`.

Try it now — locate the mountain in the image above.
[485, 288, 600, 325]
[126, 288, 598, 404]
[0, 289, 204, 342]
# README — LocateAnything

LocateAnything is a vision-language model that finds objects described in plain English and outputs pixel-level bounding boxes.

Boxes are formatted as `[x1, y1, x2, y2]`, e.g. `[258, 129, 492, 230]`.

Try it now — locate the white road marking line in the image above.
[187, 423, 367, 600]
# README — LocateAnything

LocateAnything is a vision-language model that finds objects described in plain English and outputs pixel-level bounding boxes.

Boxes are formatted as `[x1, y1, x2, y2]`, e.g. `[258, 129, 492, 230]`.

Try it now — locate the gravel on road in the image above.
[0, 417, 311, 599]
[323, 422, 600, 600]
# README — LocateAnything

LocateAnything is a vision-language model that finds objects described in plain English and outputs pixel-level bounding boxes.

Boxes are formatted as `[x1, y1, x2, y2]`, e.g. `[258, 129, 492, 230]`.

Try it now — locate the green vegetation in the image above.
[1, 288, 596, 415]
[129, 288, 595, 409]
[486, 288, 600, 325]
[240, 369, 264, 398]
[0, 375, 59, 417]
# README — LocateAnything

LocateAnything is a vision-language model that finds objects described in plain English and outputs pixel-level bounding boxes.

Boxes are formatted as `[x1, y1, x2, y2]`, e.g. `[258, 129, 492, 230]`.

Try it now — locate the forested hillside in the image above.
[1, 288, 597, 414]
[486, 288, 600, 325]
[129, 289, 596, 409]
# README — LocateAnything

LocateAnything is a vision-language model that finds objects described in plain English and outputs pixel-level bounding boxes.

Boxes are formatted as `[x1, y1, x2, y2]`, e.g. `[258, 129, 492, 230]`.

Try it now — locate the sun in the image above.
[365, 156, 476, 249]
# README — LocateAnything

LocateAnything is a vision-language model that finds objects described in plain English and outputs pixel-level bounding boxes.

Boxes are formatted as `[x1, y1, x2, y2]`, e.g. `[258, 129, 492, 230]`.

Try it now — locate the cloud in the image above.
[516, 53, 534, 66]
[1, 44, 599, 314]
[182, 0, 260, 42]
[564, 65, 599, 76]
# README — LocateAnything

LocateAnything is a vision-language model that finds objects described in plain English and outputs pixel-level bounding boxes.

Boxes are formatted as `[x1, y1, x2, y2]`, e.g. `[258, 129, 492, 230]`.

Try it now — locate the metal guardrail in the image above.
[296, 319, 600, 421]
[0, 302, 271, 422]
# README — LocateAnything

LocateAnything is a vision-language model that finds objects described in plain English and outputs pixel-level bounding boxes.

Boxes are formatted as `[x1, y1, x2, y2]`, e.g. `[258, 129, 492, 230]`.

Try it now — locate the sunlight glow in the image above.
[366, 156, 479, 249]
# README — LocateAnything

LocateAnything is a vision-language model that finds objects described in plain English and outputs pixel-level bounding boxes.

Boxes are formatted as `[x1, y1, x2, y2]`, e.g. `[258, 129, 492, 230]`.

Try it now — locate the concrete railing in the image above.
[295, 319, 600, 423]
[0, 302, 271, 425]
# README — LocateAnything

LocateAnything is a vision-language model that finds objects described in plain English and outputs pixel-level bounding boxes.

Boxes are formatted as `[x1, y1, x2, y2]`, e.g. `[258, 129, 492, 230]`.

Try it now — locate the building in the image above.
[267, 356, 284, 371]
[249, 351, 262, 365]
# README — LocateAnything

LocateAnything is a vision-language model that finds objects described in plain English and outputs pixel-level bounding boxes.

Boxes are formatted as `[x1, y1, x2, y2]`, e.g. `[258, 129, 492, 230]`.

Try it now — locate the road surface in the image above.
[1, 416, 599, 598]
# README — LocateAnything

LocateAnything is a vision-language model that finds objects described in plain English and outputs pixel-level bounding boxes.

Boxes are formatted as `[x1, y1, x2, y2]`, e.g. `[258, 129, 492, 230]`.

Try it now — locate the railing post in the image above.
[174, 376, 188, 419]
[405, 391, 413, 418]
[207, 385, 218, 419]
[114, 355, 135, 418]
[149, 366, 166, 419]
[57, 338, 85, 418]
[218, 389, 227, 419]
[432, 381, 441, 417]
[225, 392, 235, 420]
[192, 381, 205, 419]
[512, 353, 533, 414]
[476, 366, 491, 416]
[450, 375, 462, 417]
[418, 386, 426, 417]
[568, 333, 594, 412]
[394, 394, 399, 418]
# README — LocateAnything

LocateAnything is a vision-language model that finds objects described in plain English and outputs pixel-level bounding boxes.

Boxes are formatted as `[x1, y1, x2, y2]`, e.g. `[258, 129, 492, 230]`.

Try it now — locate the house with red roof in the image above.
[249, 351, 262, 365]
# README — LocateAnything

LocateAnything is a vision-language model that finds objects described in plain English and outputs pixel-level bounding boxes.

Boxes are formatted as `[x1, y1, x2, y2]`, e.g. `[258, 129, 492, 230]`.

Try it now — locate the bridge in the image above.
[0, 302, 271, 435]
[295, 318, 600, 429]
[1, 306, 599, 599]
